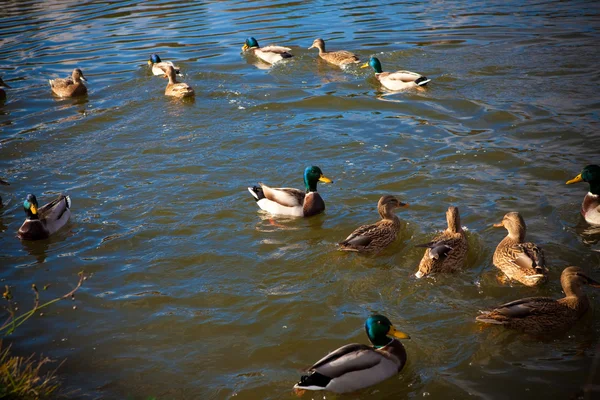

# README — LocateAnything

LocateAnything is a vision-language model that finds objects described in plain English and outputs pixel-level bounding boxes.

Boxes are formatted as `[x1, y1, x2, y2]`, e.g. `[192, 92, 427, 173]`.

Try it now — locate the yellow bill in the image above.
[30, 204, 37, 215]
[360, 63, 369, 69]
[242, 44, 249, 51]
[319, 175, 333, 184]
[493, 222, 503, 228]
[566, 174, 583, 184]
[389, 325, 410, 339]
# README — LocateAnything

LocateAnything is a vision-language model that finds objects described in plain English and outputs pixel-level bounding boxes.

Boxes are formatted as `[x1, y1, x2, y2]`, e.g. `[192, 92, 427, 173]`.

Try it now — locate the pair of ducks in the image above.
[242, 37, 431, 91]
[282, 165, 600, 395]
[147, 54, 194, 98]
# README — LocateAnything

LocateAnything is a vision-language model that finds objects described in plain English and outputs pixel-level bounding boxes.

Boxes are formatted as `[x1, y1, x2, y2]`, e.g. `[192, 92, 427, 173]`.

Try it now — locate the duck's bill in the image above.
[566, 174, 583, 184]
[587, 277, 600, 288]
[30, 204, 37, 215]
[398, 202, 409, 208]
[389, 325, 410, 339]
[242, 44, 249, 51]
[360, 63, 369, 69]
[319, 175, 333, 183]
[147, 60, 153, 66]
[492, 222, 503, 228]
[307, 45, 315, 50]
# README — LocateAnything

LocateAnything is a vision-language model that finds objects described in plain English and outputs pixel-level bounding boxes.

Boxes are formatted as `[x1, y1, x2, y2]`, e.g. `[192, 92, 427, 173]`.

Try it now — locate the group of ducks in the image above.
[1, 36, 431, 101]
[246, 164, 600, 394]
[1, 36, 599, 395]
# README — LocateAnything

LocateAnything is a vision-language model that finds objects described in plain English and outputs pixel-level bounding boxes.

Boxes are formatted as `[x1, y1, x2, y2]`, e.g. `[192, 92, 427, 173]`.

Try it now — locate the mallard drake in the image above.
[0, 77, 11, 102]
[415, 206, 468, 278]
[476, 266, 600, 334]
[361, 57, 430, 91]
[242, 37, 293, 64]
[18, 193, 71, 240]
[566, 165, 600, 225]
[308, 38, 360, 67]
[49, 68, 87, 97]
[0, 178, 9, 208]
[148, 54, 181, 76]
[160, 65, 194, 98]
[247, 166, 332, 217]
[338, 195, 408, 253]
[492, 212, 548, 287]
[294, 314, 410, 394]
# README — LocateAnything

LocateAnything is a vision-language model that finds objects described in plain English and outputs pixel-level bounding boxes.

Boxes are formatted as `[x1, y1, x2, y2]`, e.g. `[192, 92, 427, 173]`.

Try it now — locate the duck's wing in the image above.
[169, 83, 194, 96]
[39, 194, 70, 221]
[260, 45, 292, 54]
[308, 343, 382, 376]
[259, 184, 305, 207]
[339, 222, 380, 248]
[510, 242, 547, 274]
[488, 297, 557, 319]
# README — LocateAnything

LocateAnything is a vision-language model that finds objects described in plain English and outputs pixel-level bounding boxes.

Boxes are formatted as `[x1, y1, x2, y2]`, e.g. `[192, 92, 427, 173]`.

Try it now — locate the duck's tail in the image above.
[415, 76, 431, 86]
[247, 186, 265, 201]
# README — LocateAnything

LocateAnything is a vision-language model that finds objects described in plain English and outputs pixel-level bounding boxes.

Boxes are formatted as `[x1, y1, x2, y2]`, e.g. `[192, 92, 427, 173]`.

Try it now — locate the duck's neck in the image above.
[379, 207, 399, 223]
[588, 181, 600, 195]
[505, 227, 525, 243]
[167, 73, 178, 84]
[371, 336, 394, 349]
[305, 180, 318, 193]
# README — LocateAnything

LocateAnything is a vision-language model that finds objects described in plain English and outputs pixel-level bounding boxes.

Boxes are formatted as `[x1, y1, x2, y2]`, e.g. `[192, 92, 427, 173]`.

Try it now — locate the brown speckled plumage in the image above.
[476, 266, 600, 334]
[492, 212, 548, 286]
[49, 68, 87, 97]
[416, 206, 468, 278]
[308, 38, 360, 67]
[338, 195, 408, 253]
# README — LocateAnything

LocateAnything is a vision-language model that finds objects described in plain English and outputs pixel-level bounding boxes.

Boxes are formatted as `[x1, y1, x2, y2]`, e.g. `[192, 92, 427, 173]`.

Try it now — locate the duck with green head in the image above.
[361, 56, 430, 91]
[241, 36, 293, 65]
[293, 314, 410, 394]
[247, 166, 332, 217]
[566, 165, 600, 225]
[148, 54, 181, 76]
[18, 193, 71, 240]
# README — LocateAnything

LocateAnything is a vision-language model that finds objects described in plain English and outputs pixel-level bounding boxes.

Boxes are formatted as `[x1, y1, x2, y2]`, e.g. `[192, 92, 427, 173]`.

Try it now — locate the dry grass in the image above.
[0, 341, 62, 399]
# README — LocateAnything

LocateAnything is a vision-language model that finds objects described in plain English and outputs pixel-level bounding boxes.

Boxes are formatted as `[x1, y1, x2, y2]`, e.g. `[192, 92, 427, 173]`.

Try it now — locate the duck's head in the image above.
[360, 57, 383, 73]
[308, 38, 325, 51]
[0, 77, 11, 88]
[493, 212, 526, 240]
[446, 206, 462, 233]
[566, 165, 600, 195]
[242, 37, 259, 51]
[72, 68, 86, 82]
[561, 266, 600, 295]
[377, 195, 408, 219]
[304, 166, 332, 193]
[365, 314, 410, 348]
[148, 54, 162, 66]
[23, 193, 39, 220]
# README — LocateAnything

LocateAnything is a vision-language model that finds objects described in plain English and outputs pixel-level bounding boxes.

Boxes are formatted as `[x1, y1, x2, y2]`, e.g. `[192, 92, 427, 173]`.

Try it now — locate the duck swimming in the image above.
[566, 165, 600, 225]
[361, 57, 430, 91]
[49, 68, 87, 97]
[242, 37, 293, 64]
[18, 193, 71, 240]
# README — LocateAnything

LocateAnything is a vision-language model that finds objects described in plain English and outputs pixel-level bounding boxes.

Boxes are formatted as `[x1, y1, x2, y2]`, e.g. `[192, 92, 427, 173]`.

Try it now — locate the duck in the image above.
[361, 57, 430, 91]
[49, 68, 87, 97]
[242, 37, 293, 64]
[476, 266, 600, 334]
[492, 212, 548, 287]
[415, 206, 468, 278]
[0, 77, 11, 102]
[18, 193, 71, 240]
[293, 314, 410, 394]
[0, 178, 9, 208]
[148, 54, 181, 76]
[160, 65, 194, 98]
[308, 38, 360, 67]
[338, 195, 408, 253]
[566, 165, 600, 225]
[247, 166, 332, 217]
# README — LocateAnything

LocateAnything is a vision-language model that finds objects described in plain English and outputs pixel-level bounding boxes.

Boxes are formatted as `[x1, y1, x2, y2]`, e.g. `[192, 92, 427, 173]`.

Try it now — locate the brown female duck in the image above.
[49, 68, 87, 97]
[160, 65, 194, 98]
[308, 38, 360, 67]
[492, 212, 548, 286]
[415, 206, 468, 278]
[566, 165, 600, 225]
[338, 195, 408, 253]
[18, 193, 71, 240]
[476, 266, 600, 334]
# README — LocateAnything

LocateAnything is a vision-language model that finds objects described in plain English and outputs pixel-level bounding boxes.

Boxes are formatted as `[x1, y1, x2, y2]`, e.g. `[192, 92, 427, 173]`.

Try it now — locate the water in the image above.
[1, 0, 599, 398]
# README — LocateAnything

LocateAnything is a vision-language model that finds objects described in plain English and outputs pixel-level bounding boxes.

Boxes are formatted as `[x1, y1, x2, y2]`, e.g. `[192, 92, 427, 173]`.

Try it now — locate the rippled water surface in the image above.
[1, 0, 600, 398]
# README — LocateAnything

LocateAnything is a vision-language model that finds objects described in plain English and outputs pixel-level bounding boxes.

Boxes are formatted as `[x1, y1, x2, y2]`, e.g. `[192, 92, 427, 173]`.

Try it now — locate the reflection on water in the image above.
[1, 0, 600, 399]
